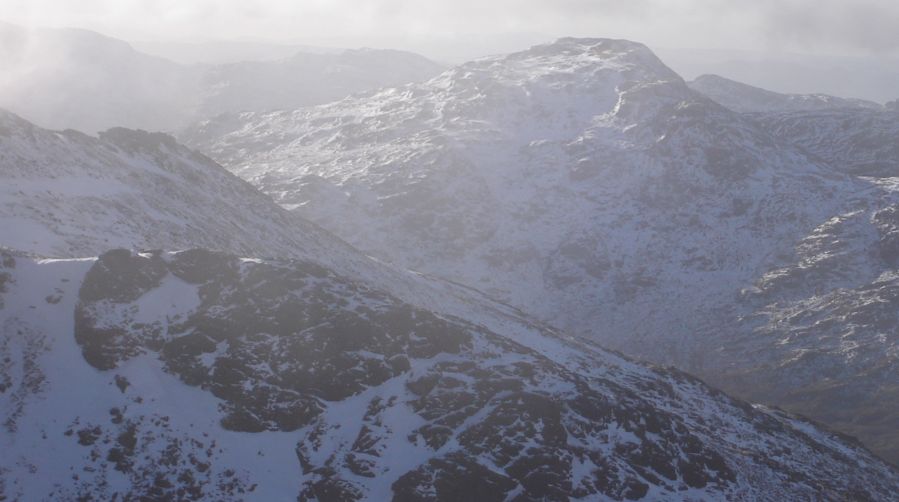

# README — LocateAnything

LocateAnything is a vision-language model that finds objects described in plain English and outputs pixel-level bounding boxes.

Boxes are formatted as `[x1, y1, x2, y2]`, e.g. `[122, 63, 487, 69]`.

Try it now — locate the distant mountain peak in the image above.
[486, 37, 679, 79]
[690, 73, 882, 113]
[546, 37, 660, 59]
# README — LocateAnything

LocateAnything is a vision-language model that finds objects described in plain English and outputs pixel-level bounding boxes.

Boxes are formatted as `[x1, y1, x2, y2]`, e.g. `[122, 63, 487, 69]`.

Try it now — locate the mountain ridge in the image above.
[689, 73, 883, 113]
[0, 22, 445, 133]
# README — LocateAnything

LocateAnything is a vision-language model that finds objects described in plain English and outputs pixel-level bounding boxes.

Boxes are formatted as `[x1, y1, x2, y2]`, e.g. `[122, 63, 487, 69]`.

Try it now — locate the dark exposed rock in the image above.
[114, 375, 130, 393]
[873, 205, 899, 266]
[392, 453, 518, 502]
[60, 414, 250, 501]
[75, 249, 476, 432]
[0, 250, 14, 310]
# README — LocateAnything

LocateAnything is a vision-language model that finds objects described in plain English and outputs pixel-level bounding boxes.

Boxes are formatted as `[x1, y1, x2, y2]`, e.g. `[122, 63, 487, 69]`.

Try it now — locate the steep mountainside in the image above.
[690, 77, 899, 456]
[710, 177, 899, 464]
[0, 101, 634, 355]
[0, 23, 443, 133]
[2, 248, 897, 501]
[688, 74, 882, 113]
[0, 107, 539, 333]
[0, 109, 341, 262]
[183, 38, 899, 463]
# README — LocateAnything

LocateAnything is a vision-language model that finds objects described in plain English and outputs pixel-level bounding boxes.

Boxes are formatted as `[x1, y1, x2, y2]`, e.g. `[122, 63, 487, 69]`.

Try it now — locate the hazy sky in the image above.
[3, 0, 899, 60]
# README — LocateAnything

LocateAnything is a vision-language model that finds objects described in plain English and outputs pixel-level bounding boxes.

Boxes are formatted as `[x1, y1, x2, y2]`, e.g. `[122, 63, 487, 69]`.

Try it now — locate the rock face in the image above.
[3, 248, 898, 501]
[182, 38, 899, 463]
[688, 74, 883, 113]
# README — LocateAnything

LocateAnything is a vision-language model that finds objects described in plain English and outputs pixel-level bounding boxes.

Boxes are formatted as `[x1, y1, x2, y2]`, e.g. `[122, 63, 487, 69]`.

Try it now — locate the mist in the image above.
[5, 0, 899, 56]
[1, 0, 898, 131]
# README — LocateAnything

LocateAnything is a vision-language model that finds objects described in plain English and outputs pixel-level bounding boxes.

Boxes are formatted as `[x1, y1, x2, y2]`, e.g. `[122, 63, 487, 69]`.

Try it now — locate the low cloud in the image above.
[1, 0, 898, 56]
[755, 0, 899, 52]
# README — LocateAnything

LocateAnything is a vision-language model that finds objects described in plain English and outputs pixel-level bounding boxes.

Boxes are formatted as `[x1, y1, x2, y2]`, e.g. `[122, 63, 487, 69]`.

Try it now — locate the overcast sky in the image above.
[3, 0, 899, 60]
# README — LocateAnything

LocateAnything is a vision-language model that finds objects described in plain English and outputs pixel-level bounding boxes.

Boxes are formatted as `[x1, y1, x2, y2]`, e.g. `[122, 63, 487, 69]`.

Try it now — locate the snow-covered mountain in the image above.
[183, 37, 857, 366]
[182, 38, 899, 463]
[688, 74, 883, 113]
[0, 23, 443, 133]
[3, 247, 898, 500]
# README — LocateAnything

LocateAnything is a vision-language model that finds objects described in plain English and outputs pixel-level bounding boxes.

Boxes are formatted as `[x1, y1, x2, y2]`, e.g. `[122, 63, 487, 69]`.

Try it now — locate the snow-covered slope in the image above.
[686, 78, 899, 460]
[708, 178, 899, 465]
[0, 106, 577, 330]
[751, 108, 899, 177]
[689, 74, 883, 113]
[3, 248, 897, 501]
[0, 108, 346, 262]
[183, 38, 899, 463]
